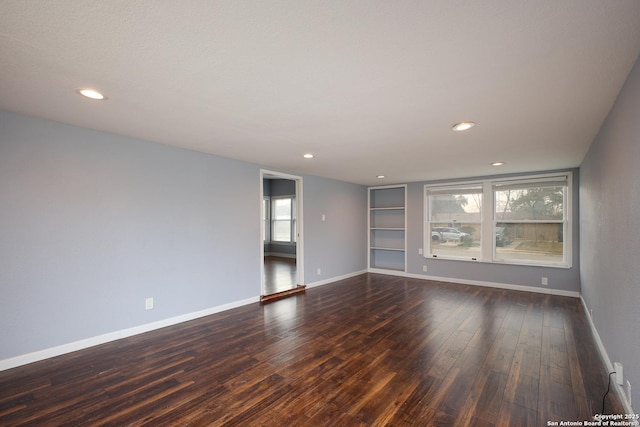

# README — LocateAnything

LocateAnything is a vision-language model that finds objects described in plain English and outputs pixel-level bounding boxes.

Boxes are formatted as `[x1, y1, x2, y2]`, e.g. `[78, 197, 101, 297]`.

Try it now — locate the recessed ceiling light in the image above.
[491, 161, 505, 166]
[376, 175, 385, 179]
[77, 88, 107, 100]
[303, 153, 314, 159]
[452, 121, 476, 132]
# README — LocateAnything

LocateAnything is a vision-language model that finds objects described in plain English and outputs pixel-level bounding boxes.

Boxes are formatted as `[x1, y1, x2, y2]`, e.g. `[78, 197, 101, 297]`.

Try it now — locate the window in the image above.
[271, 197, 296, 243]
[493, 177, 568, 266]
[424, 172, 572, 267]
[426, 184, 482, 260]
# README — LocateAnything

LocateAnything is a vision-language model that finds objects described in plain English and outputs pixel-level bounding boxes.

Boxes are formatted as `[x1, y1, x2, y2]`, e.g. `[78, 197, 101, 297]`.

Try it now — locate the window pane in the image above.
[429, 193, 482, 223]
[495, 222, 563, 264]
[273, 220, 291, 241]
[274, 199, 292, 220]
[495, 186, 564, 221]
[430, 223, 481, 259]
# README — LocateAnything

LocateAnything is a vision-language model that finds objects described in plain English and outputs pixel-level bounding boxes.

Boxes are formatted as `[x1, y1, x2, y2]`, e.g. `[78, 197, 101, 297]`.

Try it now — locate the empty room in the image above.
[1, 1, 639, 425]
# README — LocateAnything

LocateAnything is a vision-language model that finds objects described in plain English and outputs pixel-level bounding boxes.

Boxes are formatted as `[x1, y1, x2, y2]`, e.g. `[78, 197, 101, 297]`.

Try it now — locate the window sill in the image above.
[424, 254, 571, 269]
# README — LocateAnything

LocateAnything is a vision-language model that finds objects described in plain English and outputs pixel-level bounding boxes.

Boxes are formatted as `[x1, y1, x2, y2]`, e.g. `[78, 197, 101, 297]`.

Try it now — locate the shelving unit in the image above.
[368, 185, 407, 272]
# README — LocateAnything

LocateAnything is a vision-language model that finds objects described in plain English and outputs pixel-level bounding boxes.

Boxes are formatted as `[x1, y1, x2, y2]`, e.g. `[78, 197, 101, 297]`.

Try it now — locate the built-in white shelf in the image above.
[368, 185, 407, 273]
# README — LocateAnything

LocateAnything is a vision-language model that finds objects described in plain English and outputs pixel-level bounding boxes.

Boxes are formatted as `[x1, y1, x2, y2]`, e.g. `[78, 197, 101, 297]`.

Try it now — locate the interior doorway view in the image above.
[260, 170, 304, 301]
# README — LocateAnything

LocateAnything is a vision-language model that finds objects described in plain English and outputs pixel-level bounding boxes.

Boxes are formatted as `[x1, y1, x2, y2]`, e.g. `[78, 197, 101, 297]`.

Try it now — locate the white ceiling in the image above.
[1, 1, 640, 186]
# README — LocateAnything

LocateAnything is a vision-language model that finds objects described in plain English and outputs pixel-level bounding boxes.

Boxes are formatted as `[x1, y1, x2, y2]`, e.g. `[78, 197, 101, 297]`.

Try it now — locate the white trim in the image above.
[367, 267, 409, 277]
[263, 196, 270, 243]
[270, 195, 297, 244]
[295, 178, 305, 286]
[260, 169, 304, 296]
[580, 297, 635, 415]
[425, 183, 484, 261]
[424, 179, 487, 190]
[0, 295, 259, 372]
[424, 170, 573, 268]
[0, 267, 363, 372]
[367, 268, 580, 297]
[305, 270, 368, 289]
[492, 172, 570, 188]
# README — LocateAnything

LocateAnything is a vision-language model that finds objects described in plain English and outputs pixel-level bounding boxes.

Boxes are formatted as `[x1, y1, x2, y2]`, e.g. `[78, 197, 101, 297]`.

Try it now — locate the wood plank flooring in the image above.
[0, 274, 624, 426]
[263, 256, 297, 295]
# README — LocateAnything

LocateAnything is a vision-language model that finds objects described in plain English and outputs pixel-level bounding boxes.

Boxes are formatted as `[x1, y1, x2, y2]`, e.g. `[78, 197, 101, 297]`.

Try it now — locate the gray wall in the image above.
[270, 179, 295, 197]
[580, 55, 640, 410]
[404, 171, 581, 293]
[304, 176, 367, 281]
[266, 243, 296, 256]
[262, 178, 296, 197]
[0, 110, 367, 361]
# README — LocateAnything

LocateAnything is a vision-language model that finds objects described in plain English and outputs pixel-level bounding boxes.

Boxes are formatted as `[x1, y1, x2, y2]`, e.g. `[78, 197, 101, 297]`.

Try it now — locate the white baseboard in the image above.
[305, 269, 368, 289]
[580, 297, 635, 415]
[0, 295, 259, 372]
[1, 268, 369, 372]
[0, 270, 582, 373]
[368, 269, 580, 298]
[1, 269, 367, 372]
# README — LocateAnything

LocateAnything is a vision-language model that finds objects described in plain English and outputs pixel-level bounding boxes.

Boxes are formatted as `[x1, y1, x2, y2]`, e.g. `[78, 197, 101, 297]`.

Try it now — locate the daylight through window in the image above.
[493, 177, 567, 265]
[271, 197, 296, 243]
[424, 173, 571, 267]
[427, 184, 483, 260]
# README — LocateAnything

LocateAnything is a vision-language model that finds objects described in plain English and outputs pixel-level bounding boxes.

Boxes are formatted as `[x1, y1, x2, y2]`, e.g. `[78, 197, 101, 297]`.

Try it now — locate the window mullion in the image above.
[481, 181, 493, 262]
[424, 171, 571, 267]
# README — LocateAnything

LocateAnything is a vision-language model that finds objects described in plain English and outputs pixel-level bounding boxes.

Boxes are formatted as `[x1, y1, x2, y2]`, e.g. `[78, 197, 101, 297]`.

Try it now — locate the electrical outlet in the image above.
[317, 268, 321, 275]
[541, 277, 548, 286]
[145, 297, 154, 310]
[422, 265, 428, 272]
[615, 362, 624, 386]
[418, 248, 423, 255]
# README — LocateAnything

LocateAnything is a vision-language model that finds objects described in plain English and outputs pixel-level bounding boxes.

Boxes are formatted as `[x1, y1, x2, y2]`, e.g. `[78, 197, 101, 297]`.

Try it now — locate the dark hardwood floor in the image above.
[0, 274, 623, 426]
[263, 256, 297, 296]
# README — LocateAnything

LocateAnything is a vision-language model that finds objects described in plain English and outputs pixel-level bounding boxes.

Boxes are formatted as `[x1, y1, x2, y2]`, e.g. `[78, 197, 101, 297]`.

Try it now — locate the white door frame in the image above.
[260, 169, 304, 295]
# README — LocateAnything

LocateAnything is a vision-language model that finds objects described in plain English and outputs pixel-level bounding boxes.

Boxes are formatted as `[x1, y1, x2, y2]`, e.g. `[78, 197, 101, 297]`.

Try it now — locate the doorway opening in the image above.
[260, 170, 305, 303]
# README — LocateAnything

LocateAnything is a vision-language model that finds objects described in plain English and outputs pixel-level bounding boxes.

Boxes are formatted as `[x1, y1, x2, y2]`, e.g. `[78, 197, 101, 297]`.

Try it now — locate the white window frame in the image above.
[271, 195, 296, 244]
[424, 172, 572, 268]
[425, 182, 484, 261]
[491, 173, 571, 267]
